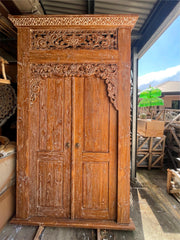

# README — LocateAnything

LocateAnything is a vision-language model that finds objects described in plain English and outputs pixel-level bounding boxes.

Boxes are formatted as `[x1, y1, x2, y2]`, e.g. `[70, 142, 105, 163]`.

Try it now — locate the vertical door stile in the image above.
[71, 76, 75, 220]
[73, 76, 84, 219]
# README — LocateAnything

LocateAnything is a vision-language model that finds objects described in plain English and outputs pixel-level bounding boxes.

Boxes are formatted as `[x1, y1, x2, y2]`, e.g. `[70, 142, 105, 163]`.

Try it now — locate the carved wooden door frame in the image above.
[9, 14, 138, 229]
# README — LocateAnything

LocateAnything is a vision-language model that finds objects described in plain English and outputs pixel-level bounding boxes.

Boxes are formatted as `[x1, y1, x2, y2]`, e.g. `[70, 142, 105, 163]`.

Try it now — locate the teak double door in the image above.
[29, 74, 117, 220]
[9, 14, 138, 230]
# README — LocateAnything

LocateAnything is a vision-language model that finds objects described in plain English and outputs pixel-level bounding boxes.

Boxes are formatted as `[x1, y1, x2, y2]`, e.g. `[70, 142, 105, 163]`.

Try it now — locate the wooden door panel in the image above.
[38, 160, 63, 207]
[82, 162, 109, 210]
[29, 76, 71, 218]
[84, 77, 109, 152]
[73, 76, 117, 220]
[39, 78, 64, 151]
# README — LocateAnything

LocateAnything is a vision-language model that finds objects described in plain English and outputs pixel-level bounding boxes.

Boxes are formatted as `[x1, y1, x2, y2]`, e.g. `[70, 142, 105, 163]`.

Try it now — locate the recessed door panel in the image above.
[73, 76, 117, 220]
[29, 76, 71, 218]
[82, 162, 109, 210]
[84, 77, 109, 152]
[39, 78, 64, 151]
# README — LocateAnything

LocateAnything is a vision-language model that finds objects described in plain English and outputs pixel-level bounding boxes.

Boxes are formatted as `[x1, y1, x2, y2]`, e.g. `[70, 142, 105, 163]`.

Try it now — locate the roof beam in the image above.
[87, 0, 95, 14]
[1, 0, 21, 15]
[39, 0, 46, 14]
[0, 39, 17, 58]
[136, 0, 180, 58]
[0, 2, 9, 18]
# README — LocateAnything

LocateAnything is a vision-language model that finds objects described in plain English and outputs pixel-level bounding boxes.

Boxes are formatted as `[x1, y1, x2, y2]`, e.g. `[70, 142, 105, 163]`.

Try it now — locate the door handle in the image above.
[75, 143, 80, 148]
[65, 142, 70, 148]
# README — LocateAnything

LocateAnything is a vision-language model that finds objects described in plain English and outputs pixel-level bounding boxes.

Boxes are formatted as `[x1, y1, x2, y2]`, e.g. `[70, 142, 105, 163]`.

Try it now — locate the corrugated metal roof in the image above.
[40, 0, 157, 32]
[41, 0, 87, 15]
[95, 0, 157, 32]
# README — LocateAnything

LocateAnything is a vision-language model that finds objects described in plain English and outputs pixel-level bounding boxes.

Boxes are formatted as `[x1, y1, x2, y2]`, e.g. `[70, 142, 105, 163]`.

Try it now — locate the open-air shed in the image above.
[0, 1, 180, 239]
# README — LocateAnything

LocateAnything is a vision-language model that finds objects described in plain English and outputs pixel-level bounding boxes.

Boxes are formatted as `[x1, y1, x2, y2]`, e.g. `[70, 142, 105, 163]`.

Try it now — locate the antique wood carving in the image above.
[9, 15, 138, 230]
[30, 63, 118, 110]
[31, 30, 118, 50]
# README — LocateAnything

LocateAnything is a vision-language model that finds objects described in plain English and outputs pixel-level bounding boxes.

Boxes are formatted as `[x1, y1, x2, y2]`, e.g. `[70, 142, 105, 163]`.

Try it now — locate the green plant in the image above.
[138, 87, 164, 107]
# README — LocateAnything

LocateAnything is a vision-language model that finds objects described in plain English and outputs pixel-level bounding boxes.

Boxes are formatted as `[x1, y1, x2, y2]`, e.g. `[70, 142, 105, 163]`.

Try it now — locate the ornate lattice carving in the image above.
[9, 15, 138, 28]
[30, 63, 118, 110]
[31, 30, 117, 50]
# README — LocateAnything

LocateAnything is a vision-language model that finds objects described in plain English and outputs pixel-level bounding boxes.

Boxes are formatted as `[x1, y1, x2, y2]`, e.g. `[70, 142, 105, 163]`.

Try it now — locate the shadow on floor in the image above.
[137, 169, 180, 234]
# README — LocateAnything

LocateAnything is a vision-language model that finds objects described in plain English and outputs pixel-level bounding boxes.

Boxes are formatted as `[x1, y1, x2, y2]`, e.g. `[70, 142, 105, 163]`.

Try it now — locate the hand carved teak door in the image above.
[9, 14, 138, 230]
[29, 76, 72, 218]
[29, 70, 117, 220]
[73, 76, 117, 220]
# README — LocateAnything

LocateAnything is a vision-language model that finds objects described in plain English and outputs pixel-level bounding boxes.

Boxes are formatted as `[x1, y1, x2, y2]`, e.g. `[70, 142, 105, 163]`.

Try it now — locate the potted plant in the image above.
[137, 87, 165, 137]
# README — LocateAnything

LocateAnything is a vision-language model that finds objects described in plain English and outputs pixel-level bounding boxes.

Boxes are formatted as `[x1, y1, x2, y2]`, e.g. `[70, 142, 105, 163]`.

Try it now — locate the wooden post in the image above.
[97, 229, 101, 240]
[117, 27, 131, 224]
[33, 226, 44, 240]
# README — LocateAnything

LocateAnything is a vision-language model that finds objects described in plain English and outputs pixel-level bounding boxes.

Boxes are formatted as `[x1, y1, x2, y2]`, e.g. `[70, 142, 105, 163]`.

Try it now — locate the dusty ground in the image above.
[0, 169, 180, 240]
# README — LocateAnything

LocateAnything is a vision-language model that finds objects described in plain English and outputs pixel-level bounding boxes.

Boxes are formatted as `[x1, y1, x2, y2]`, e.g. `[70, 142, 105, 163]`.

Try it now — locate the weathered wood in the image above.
[165, 113, 180, 130]
[9, 14, 138, 230]
[167, 169, 180, 202]
[15, 28, 30, 219]
[170, 128, 180, 148]
[117, 27, 131, 224]
[137, 135, 150, 152]
[137, 135, 166, 169]
[11, 217, 135, 230]
[33, 226, 44, 240]
[97, 229, 101, 240]
[136, 152, 149, 167]
[167, 149, 178, 170]
[0, 57, 11, 84]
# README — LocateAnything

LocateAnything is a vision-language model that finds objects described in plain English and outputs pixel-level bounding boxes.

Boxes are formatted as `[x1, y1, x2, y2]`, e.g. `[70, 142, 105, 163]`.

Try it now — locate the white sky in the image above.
[138, 65, 180, 87]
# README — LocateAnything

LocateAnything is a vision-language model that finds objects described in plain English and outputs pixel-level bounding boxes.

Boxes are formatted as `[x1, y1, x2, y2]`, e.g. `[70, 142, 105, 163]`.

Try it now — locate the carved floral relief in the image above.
[30, 63, 118, 110]
[31, 30, 117, 50]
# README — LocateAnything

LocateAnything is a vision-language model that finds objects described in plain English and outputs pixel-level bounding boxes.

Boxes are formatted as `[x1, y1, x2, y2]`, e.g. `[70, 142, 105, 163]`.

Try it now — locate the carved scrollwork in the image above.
[31, 30, 117, 50]
[30, 78, 41, 104]
[30, 63, 118, 110]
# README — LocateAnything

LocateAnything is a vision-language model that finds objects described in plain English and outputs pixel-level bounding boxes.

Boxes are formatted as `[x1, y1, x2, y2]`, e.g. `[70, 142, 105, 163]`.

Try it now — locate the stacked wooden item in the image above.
[165, 112, 180, 166]
[147, 110, 180, 169]
[167, 169, 180, 202]
[137, 119, 165, 169]
[0, 136, 16, 230]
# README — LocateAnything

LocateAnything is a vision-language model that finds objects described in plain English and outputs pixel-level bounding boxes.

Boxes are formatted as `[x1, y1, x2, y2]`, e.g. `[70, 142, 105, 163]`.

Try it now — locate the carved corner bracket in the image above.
[30, 63, 118, 110]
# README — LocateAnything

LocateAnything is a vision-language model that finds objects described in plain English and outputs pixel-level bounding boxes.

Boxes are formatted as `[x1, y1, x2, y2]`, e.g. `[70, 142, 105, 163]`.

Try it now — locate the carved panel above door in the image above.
[30, 63, 118, 110]
[31, 30, 118, 50]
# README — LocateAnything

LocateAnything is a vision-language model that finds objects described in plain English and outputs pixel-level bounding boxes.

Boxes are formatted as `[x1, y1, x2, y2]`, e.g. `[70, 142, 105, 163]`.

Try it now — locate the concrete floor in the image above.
[0, 169, 180, 240]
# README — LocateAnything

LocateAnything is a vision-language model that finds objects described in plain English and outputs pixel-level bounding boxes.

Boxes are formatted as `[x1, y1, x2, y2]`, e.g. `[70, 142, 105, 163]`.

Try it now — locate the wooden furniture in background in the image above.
[9, 15, 138, 230]
[167, 169, 180, 202]
[137, 119, 165, 137]
[0, 57, 10, 84]
[137, 135, 166, 169]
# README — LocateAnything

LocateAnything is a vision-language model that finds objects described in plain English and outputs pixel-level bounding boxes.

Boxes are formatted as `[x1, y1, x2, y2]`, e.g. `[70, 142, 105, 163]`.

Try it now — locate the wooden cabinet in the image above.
[9, 15, 138, 230]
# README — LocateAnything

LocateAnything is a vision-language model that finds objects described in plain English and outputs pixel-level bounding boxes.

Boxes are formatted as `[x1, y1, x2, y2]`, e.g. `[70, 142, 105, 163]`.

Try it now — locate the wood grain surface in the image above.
[9, 14, 138, 230]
